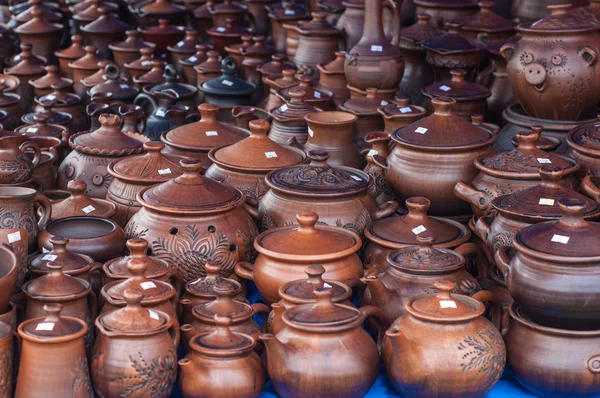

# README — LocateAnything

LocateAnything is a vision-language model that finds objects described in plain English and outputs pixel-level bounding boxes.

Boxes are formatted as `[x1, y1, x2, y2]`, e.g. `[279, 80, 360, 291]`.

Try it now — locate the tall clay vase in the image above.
[304, 111, 362, 168]
[0, 321, 13, 398]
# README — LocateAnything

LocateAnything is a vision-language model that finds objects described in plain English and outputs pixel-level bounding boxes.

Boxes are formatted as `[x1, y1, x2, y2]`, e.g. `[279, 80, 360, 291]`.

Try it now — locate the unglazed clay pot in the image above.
[501, 4, 600, 121]
[363, 131, 394, 205]
[293, 12, 344, 74]
[0, 320, 13, 397]
[257, 151, 399, 237]
[460, 1, 516, 44]
[338, 88, 387, 154]
[268, 1, 311, 54]
[55, 35, 86, 79]
[566, 116, 600, 177]
[268, 88, 321, 146]
[234, 211, 363, 304]
[304, 111, 362, 168]
[414, 0, 478, 29]
[316, 51, 350, 107]
[260, 288, 385, 398]
[124, 159, 258, 284]
[378, 99, 427, 134]
[0, 244, 17, 315]
[48, 179, 117, 221]
[383, 281, 505, 398]
[0, 228, 28, 294]
[483, 35, 519, 125]
[0, 135, 40, 185]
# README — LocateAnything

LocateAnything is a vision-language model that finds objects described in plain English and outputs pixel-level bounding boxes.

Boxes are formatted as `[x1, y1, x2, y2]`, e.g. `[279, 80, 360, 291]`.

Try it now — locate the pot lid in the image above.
[81, 60, 114, 87]
[269, 0, 310, 20]
[492, 166, 600, 219]
[378, 98, 427, 119]
[109, 30, 155, 52]
[74, 0, 109, 21]
[148, 64, 197, 96]
[318, 51, 346, 73]
[162, 103, 248, 150]
[192, 281, 253, 322]
[406, 281, 481, 321]
[207, 18, 252, 37]
[39, 82, 80, 106]
[72, 114, 144, 153]
[167, 30, 199, 54]
[30, 65, 72, 90]
[98, 288, 169, 333]
[266, 151, 369, 197]
[269, 87, 320, 121]
[366, 196, 466, 246]
[256, 211, 360, 256]
[211, 119, 305, 169]
[22, 102, 73, 126]
[511, 132, 561, 152]
[266, 69, 299, 91]
[51, 179, 115, 219]
[519, 4, 600, 33]
[140, 0, 187, 13]
[5, 42, 47, 69]
[400, 14, 443, 47]
[81, 7, 128, 33]
[90, 64, 139, 99]
[103, 258, 175, 303]
[477, 128, 575, 175]
[140, 18, 186, 36]
[0, 87, 19, 107]
[21, 303, 85, 338]
[283, 287, 360, 328]
[422, 23, 485, 55]
[422, 69, 491, 101]
[414, 0, 477, 5]
[190, 315, 254, 355]
[516, 198, 600, 257]
[392, 97, 494, 149]
[109, 141, 183, 183]
[14, 0, 62, 24]
[195, 50, 222, 73]
[124, 47, 154, 71]
[461, 1, 516, 33]
[340, 88, 393, 115]
[104, 239, 170, 279]
[387, 236, 464, 274]
[295, 11, 341, 36]
[5, 43, 47, 76]
[200, 57, 256, 96]
[134, 60, 166, 85]
[208, 0, 248, 14]
[68, 45, 103, 71]
[279, 264, 351, 302]
[567, 115, 600, 153]
[278, 75, 331, 104]
[180, 44, 210, 66]
[185, 261, 242, 299]
[23, 261, 90, 299]
[30, 237, 91, 273]
[241, 36, 276, 62]
[140, 159, 244, 214]
[14, 7, 62, 35]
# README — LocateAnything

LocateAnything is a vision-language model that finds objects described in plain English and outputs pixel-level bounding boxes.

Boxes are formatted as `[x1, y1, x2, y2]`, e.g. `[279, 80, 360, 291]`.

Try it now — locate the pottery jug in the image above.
[0, 135, 40, 185]
[304, 111, 362, 168]
[135, 89, 188, 141]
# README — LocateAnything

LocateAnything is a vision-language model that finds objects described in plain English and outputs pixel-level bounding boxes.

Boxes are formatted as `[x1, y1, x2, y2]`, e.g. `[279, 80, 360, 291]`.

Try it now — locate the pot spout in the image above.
[259, 333, 288, 358]
[361, 274, 392, 305]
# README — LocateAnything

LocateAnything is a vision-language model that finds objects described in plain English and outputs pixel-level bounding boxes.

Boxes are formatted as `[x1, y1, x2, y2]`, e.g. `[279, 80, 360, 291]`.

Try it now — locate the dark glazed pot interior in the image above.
[46, 216, 116, 239]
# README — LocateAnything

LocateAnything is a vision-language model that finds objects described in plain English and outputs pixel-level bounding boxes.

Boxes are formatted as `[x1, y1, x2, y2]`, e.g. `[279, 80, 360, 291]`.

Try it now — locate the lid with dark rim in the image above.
[492, 166, 600, 219]
[519, 4, 600, 33]
[211, 119, 305, 170]
[392, 97, 494, 148]
[103, 239, 170, 279]
[269, 88, 320, 122]
[200, 57, 256, 96]
[21, 303, 86, 338]
[23, 261, 90, 299]
[72, 114, 144, 152]
[387, 236, 465, 274]
[279, 264, 351, 302]
[109, 141, 183, 183]
[566, 115, 600, 153]
[405, 281, 482, 321]
[461, 1, 516, 33]
[190, 315, 255, 356]
[422, 23, 485, 54]
[102, 258, 175, 303]
[422, 69, 491, 101]
[148, 64, 197, 96]
[98, 288, 169, 333]
[30, 237, 91, 273]
[140, 159, 244, 214]
[516, 197, 600, 257]
[265, 151, 369, 197]
[256, 212, 360, 256]
[295, 12, 342, 35]
[378, 98, 427, 119]
[192, 281, 253, 322]
[50, 179, 115, 219]
[366, 196, 467, 246]
[283, 287, 361, 329]
[185, 262, 242, 299]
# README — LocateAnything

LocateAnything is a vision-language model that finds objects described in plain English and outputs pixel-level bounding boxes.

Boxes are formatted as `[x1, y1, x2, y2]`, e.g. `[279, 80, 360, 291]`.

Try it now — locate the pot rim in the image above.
[207, 144, 307, 173]
[492, 202, 600, 224]
[405, 292, 485, 323]
[474, 154, 580, 180]
[391, 134, 495, 152]
[18, 315, 87, 343]
[95, 307, 174, 337]
[44, 215, 119, 240]
[512, 233, 600, 264]
[509, 303, 600, 337]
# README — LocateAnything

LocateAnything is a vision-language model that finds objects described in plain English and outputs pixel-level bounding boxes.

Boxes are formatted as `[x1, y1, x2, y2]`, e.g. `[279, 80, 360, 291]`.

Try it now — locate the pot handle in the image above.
[588, 355, 600, 374]
[372, 154, 388, 170]
[493, 246, 512, 281]
[33, 193, 51, 230]
[133, 92, 158, 115]
[168, 268, 184, 297]
[472, 290, 504, 334]
[169, 323, 180, 349]
[454, 182, 490, 213]
[374, 200, 400, 220]
[581, 176, 600, 203]
[252, 303, 271, 333]
[20, 140, 41, 169]
[242, 200, 260, 220]
[360, 305, 388, 353]
[234, 261, 254, 281]
[471, 216, 491, 242]
[382, 0, 401, 46]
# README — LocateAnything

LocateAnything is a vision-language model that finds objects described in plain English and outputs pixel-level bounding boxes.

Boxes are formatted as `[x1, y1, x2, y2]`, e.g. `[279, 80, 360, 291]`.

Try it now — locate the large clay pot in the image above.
[338, 88, 387, 154]
[0, 135, 40, 185]
[55, 34, 86, 79]
[460, 1, 516, 44]
[293, 12, 344, 74]
[566, 116, 600, 177]
[378, 99, 427, 133]
[268, 1, 311, 54]
[304, 111, 362, 168]
[316, 51, 350, 107]
[13, 7, 62, 64]
[81, 8, 128, 59]
[68, 45, 102, 99]
[109, 31, 156, 80]
[383, 282, 505, 398]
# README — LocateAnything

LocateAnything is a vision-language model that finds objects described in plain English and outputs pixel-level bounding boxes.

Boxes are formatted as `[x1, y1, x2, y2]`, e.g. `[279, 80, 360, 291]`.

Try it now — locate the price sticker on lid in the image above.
[217, 27, 226, 32]
[371, 45, 383, 52]
[323, 282, 332, 288]
[439, 85, 451, 92]
[120, 84, 129, 89]
[42, 248, 49, 253]
[148, 310, 160, 320]
[284, 9, 295, 14]
[314, 91, 321, 99]
[439, 300, 457, 309]
[142, 60, 152, 66]
[279, 104, 288, 112]
[415, 127, 428, 134]
[551, 234, 570, 244]
[158, 168, 172, 175]
[399, 107, 412, 113]
[7, 231, 20, 243]
[26, 127, 38, 133]
[222, 80, 234, 86]
[205, 130, 219, 136]
[140, 281, 157, 290]
[188, 56, 197, 62]
[412, 225, 427, 235]
[538, 198, 555, 206]
[82, 205, 96, 214]
[156, 109, 166, 117]
[36, 322, 55, 331]
[537, 158, 552, 164]
[351, 175, 362, 181]
[46, 94, 56, 100]
[367, 149, 378, 157]
[380, 100, 388, 106]
[265, 151, 278, 158]
[42, 254, 58, 261]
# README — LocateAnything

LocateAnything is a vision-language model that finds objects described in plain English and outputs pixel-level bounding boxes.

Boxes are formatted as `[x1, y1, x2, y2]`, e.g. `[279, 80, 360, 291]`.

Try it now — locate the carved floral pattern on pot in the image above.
[72, 356, 94, 398]
[118, 351, 176, 398]
[364, 163, 394, 204]
[458, 327, 505, 388]
[492, 232, 513, 251]
[222, 175, 268, 202]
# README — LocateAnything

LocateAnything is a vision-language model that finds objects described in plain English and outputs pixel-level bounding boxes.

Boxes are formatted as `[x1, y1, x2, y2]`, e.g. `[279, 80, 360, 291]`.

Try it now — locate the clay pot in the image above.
[68, 45, 102, 99]
[13, 7, 63, 64]
[124, 159, 258, 284]
[179, 315, 266, 398]
[206, 18, 252, 55]
[378, 98, 427, 133]
[0, 320, 13, 398]
[4, 43, 46, 112]
[283, 22, 301, 60]
[268, 1, 311, 54]
[455, 128, 579, 219]
[15, 304, 92, 398]
[383, 281, 505, 398]
[414, 0, 479, 29]
[38, 216, 126, 263]
[57, 114, 146, 199]
[141, 66, 198, 114]
[234, 211, 363, 304]
[381, 97, 495, 218]
[138, 19, 186, 61]
[0, 88, 23, 131]
[505, 303, 600, 398]
[167, 30, 199, 75]
[34, 82, 88, 134]
[107, 141, 183, 227]
[135, 89, 188, 141]
[129, 0, 190, 27]
[0, 135, 40, 185]
[199, 57, 256, 107]
[240, 36, 276, 94]
[316, 51, 350, 107]
[208, 0, 249, 27]
[88, 64, 140, 103]
[0, 228, 27, 294]
[277, 74, 333, 111]
[109, 31, 156, 80]
[483, 35, 519, 125]
[194, 50, 223, 92]
[49, 179, 116, 221]
[566, 116, 600, 177]
[304, 111, 362, 168]
[268, 87, 321, 146]
[92, 288, 178, 398]
[118, 104, 146, 135]
[260, 288, 384, 398]
[339, 88, 387, 154]
[180, 44, 210, 85]
[501, 4, 600, 121]
[81, 7, 128, 59]
[30, 65, 73, 98]
[461, 1, 516, 44]
[246, 0, 278, 36]
[54, 35, 86, 79]
[293, 12, 344, 74]
[0, 245, 17, 315]
[124, 47, 155, 83]
[261, 69, 299, 112]
[363, 132, 395, 205]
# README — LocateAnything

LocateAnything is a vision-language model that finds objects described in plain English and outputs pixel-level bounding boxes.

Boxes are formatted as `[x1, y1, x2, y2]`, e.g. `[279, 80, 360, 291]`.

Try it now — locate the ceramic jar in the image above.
[55, 35, 86, 79]
[130, 0, 190, 27]
[13, 7, 62, 63]
[92, 288, 178, 398]
[68, 45, 102, 98]
[0, 320, 13, 397]
[501, 4, 600, 121]
[268, 1, 311, 54]
[460, 1, 516, 44]
[339, 88, 387, 154]
[141, 64, 198, 113]
[0, 244, 17, 315]
[206, 119, 306, 203]
[206, 18, 252, 55]
[261, 69, 299, 111]
[179, 315, 266, 398]
[81, 7, 128, 59]
[89, 65, 140, 103]
[304, 111, 362, 168]
[49, 179, 117, 221]
[363, 131, 394, 205]
[414, 0, 478, 29]
[378, 99, 427, 133]
[483, 35, 519, 125]
[268, 88, 321, 145]
[30, 65, 73, 98]
[180, 44, 210, 85]
[124, 159, 258, 284]
[0, 135, 40, 185]
[4, 43, 46, 113]
[257, 151, 399, 236]
[0, 89, 23, 131]
[293, 12, 344, 73]
[125, 47, 155, 83]
[566, 116, 600, 177]
[383, 281, 505, 398]
[194, 50, 223, 91]
[316, 51, 350, 107]
[0, 227, 27, 294]
[241, 36, 276, 94]
[199, 57, 256, 107]
[168, 30, 200, 75]
[234, 211, 363, 304]
[260, 288, 385, 398]
[138, 19, 185, 61]
[109, 31, 156, 79]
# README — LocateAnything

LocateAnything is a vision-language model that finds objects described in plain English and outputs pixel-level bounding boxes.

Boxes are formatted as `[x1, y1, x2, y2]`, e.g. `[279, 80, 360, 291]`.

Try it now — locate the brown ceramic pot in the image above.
[483, 35, 519, 125]
[0, 135, 40, 185]
[81, 7, 128, 59]
[268, 1, 311, 54]
[304, 111, 362, 168]
[167, 29, 200, 75]
[4, 42, 47, 112]
[414, 0, 478, 29]
[566, 116, 600, 177]
[109, 31, 156, 80]
[30, 65, 73, 98]
[363, 131, 394, 205]
[55, 35, 86, 79]
[13, 8, 63, 64]
[268, 88, 321, 146]
[48, 179, 116, 221]
[378, 98, 427, 133]
[261, 69, 299, 112]
[180, 44, 210, 86]
[277, 74, 333, 112]
[316, 51, 350, 107]
[206, 18, 251, 55]
[0, 229, 28, 294]
[0, 245, 17, 315]
[338, 88, 387, 154]
[68, 45, 102, 99]
[138, 19, 186, 61]
[293, 12, 344, 74]
[124, 47, 155, 83]
[460, 1, 516, 44]
[0, 320, 13, 398]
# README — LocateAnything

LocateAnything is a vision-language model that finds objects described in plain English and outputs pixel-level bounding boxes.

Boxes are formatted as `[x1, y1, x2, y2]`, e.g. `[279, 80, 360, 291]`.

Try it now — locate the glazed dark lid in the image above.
[109, 31, 155, 52]
[189, 315, 255, 356]
[492, 166, 600, 219]
[255, 212, 361, 258]
[422, 69, 491, 101]
[14, 7, 62, 35]
[109, 141, 183, 183]
[405, 281, 483, 321]
[185, 262, 242, 299]
[519, 4, 600, 33]
[71, 114, 145, 154]
[387, 236, 465, 274]
[378, 98, 427, 119]
[265, 151, 369, 197]
[422, 23, 485, 54]
[340, 88, 392, 115]
[81, 7, 128, 33]
[516, 198, 600, 257]
[98, 288, 170, 333]
[200, 57, 256, 96]
[20, 303, 86, 339]
[211, 119, 305, 170]
[192, 281, 253, 322]
[89, 64, 139, 100]
[103, 239, 171, 280]
[283, 288, 361, 329]
[566, 115, 600, 154]
[23, 261, 90, 299]
[140, 159, 244, 214]
[295, 12, 341, 35]
[279, 264, 351, 303]
[269, 88, 321, 122]
[366, 196, 468, 247]
[51, 179, 116, 219]
[30, 237, 91, 273]
[148, 64, 197, 96]
[461, 1, 516, 33]
[392, 97, 494, 149]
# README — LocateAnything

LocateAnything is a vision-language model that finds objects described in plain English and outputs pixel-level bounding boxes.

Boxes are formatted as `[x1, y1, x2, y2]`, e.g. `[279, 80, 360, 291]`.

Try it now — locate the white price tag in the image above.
[380, 100, 388, 106]
[158, 168, 172, 175]
[351, 175, 362, 181]
[205, 130, 219, 136]
[323, 282, 332, 288]
[314, 91, 321, 99]
[399, 107, 412, 113]
[222, 80, 234, 86]
[415, 127, 428, 134]
[120, 84, 129, 89]
[140, 281, 157, 290]
[26, 127, 38, 133]
[148, 310, 160, 320]
[308, 127, 314, 137]
[7, 231, 20, 243]
[439, 85, 451, 92]
[440, 300, 457, 309]
[367, 149, 378, 157]
[156, 109, 166, 117]
[537, 158, 552, 164]
[217, 27, 226, 32]
[538, 198, 555, 206]
[279, 104, 288, 112]
[36, 322, 55, 331]
[42, 247, 49, 253]
[82, 205, 96, 214]
[412, 225, 427, 234]
[141, 60, 151, 66]
[265, 151, 278, 158]
[551, 234, 570, 244]
[46, 94, 56, 100]
[42, 254, 58, 261]
[371, 45, 383, 52]
[284, 9, 295, 14]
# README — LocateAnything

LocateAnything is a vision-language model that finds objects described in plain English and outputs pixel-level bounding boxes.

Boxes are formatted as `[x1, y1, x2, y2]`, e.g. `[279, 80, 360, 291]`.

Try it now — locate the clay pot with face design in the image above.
[501, 4, 600, 121]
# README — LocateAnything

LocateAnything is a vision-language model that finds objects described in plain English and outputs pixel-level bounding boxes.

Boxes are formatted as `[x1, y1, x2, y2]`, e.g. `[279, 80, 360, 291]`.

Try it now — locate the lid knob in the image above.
[126, 258, 149, 277]
[450, 69, 466, 83]
[163, 64, 178, 83]
[431, 97, 456, 116]
[126, 238, 149, 258]
[471, 114, 484, 125]
[125, 30, 138, 38]
[296, 211, 319, 235]
[446, 22, 462, 34]
[46, 261, 65, 275]
[212, 314, 235, 341]
[515, 130, 540, 150]
[311, 11, 327, 21]
[140, 47, 153, 56]
[72, 34, 83, 44]
[434, 281, 455, 299]
[547, 3, 572, 15]
[307, 150, 331, 167]
[42, 303, 63, 323]
[288, 87, 306, 104]
[143, 141, 165, 152]
[248, 119, 270, 138]
[539, 165, 565, 186]
[416, 234, 435, 250]
[123, 287, 144, 307]
[179, 158, 203, 175]
[220, 56, 237, 75]
[478, 1, 494, 11]
[84, 45, 97, 56]
[313, 286, 334, 307]
[558, 197, 588, 227]
[405, 196, 431, 217]
[395, 98, 409, 107]
[304, 264, 326, 281]
[213, 281, 235, 299]
[32, 113, 49, 125]
[49, 236, 68, 253]
[204, 262, 223, 278]
[67, 179, 87, 196]
[98, 113, 121, 127]
[158, 19, 169, 28]
[198, 102, 218, 122]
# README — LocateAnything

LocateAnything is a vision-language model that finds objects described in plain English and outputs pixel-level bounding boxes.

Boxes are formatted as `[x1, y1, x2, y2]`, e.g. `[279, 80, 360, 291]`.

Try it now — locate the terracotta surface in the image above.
[304, 111, 362, 168]
[0, 244, 17, 315]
